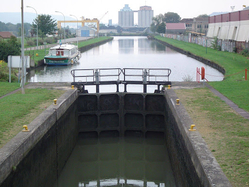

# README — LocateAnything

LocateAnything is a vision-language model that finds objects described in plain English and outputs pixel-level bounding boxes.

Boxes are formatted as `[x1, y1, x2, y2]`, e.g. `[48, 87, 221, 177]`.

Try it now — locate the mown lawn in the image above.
[155, 36, 249, 112]
[0, 88, 65, 148]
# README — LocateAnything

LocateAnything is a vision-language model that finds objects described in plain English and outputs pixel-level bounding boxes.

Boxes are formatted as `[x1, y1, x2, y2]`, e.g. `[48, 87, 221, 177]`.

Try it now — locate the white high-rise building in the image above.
[138, 6, 153, 27]
[118, 4, 134, 27]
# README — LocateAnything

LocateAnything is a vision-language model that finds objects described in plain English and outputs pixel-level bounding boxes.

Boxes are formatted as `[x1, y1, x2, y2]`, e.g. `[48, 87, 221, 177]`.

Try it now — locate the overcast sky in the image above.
[0, 0, 248, 24]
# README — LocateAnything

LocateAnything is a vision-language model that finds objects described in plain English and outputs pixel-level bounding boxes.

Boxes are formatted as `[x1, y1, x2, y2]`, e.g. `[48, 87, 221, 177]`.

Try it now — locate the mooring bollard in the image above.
[54, 99, 57, 105]
[176, 99, 180, 105]
[22, 125, 30, 132]
[189, 124, 196, 131]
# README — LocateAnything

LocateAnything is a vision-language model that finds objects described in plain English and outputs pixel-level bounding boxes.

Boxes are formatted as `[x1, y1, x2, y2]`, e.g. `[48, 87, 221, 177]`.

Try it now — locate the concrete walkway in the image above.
[205, 84, 249, 120]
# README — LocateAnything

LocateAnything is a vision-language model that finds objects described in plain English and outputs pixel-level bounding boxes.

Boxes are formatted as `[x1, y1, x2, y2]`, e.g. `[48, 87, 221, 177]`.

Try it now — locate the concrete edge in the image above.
[165, 89, 232, 187]
[0, 89, 78, 185]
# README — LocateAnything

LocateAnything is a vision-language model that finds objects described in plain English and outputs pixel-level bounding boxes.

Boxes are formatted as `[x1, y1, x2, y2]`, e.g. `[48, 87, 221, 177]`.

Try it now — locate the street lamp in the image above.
[70, 14, 78, 47]
[26, 6, 38, 50]
[55, 11, 65, 43]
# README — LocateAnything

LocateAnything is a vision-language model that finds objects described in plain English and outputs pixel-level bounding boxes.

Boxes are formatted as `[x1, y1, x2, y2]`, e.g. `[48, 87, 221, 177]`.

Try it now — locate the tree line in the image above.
[150, 12, 208, 33]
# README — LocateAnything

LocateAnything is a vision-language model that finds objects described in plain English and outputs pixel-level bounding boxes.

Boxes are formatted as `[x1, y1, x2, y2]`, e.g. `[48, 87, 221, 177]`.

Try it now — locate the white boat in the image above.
[44, 44, 81, 66]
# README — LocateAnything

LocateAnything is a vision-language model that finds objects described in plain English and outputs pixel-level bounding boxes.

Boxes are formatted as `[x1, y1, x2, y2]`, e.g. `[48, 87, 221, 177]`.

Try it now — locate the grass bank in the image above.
[175, 88, 249, 187]
[155, 36, 249, 186]
[0, 85, 65, 148]
[155, 35, 249, 112]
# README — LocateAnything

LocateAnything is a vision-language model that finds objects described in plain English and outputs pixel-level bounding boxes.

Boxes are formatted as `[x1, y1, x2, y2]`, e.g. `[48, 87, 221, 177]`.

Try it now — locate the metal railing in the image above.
[71, 68, 171, 93]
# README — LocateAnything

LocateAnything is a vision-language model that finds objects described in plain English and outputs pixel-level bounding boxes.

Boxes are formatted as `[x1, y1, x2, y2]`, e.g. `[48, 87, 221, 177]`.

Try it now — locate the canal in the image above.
[28, 36, 223, 93]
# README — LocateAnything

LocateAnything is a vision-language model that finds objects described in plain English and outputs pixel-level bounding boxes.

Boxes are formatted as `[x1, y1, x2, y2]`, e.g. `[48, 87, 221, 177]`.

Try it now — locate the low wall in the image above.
[165, 89, 232, 187]
[0, 89, 78, 187]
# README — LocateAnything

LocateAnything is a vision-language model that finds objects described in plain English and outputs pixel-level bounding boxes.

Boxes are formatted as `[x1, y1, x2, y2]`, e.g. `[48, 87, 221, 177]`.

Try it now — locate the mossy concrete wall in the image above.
[164, 89, 232, 187]
[0, 89, 78, 187]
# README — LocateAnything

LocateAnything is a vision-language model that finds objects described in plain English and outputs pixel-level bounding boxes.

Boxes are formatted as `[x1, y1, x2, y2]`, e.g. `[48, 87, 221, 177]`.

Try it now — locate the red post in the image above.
[245, 69, 247, 81]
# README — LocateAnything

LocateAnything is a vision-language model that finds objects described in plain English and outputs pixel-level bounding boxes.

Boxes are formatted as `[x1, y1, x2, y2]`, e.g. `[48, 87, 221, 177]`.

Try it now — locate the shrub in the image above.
[241, 48, 249, 57]
[26, 40, 35, 46]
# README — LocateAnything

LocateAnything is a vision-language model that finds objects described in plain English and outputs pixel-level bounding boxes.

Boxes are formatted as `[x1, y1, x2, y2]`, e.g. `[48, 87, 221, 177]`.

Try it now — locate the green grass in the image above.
[0, 82, 20, 97]
[175, 88, 249, 187]
[155, 35, 249, 112]
[0, 88, 65, 147]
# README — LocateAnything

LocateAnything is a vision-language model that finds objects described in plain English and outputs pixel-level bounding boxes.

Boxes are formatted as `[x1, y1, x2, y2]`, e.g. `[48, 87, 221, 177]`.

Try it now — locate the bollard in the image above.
[189, 124, 196, 131]
[54, 99, 57, 105]
[245, 69, 247, 81]
[22, 125, 30, 132]
[176, 99, 180, 105]
[168, 85, 171, 89]
[71, 85, 74, 89]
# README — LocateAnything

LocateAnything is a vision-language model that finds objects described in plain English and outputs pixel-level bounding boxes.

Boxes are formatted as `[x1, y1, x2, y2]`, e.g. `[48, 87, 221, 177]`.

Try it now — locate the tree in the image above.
[197, 14, 209, 18]
[163, 12, 181, 23]
[157, 22, 166, 33]
[0, 36, 20, 62]
[32, 14, 57, 39]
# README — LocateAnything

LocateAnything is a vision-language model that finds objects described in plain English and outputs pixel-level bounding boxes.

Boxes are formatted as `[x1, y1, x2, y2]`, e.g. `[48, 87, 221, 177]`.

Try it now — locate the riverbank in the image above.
[155, 35, 249, 112]
[156, 35, 249, 186]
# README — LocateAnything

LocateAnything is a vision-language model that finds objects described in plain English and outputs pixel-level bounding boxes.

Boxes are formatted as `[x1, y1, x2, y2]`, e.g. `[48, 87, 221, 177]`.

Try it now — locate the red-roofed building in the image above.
[0, 32, 16, 40]
[165, 23, 186, 34]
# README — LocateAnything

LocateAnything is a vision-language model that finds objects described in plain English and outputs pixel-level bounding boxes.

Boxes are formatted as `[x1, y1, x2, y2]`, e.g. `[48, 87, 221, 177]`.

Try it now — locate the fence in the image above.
[162, 33, 249, 53]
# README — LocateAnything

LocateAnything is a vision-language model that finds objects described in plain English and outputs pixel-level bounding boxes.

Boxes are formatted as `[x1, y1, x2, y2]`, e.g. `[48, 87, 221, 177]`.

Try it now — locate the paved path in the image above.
[205, 84, 249, 120]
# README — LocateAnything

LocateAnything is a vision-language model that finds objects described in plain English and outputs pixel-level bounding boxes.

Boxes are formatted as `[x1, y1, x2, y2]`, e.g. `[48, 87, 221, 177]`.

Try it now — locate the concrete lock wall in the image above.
[0, 89, 78, 187]
[164, 89, 232, 187]
[0, 90, 231, 187]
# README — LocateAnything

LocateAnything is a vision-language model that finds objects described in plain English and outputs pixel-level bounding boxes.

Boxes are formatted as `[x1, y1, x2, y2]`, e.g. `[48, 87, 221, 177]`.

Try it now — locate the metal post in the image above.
[70, 14, 79, 48]
[143, 69, 147, 93]
[26, 6, 38, 50]
[21, 0, 25, 94]
[95, 70, 100, 93]
[55, 11, 65, 43]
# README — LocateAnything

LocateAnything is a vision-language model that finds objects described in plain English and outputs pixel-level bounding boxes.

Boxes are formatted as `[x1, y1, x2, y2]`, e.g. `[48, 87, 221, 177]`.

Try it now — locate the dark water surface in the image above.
[28, 36, 223, 92]
[55, 136, 176, 187]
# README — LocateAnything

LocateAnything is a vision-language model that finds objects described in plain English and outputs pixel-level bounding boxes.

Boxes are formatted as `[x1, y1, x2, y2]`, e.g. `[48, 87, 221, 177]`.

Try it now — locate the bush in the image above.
[45, 37, 55, 44]
[0, 61, 18, 82]
[241, 49, 249, 57]
[38, 39, 44, 45]
[26, 40, 35, 46]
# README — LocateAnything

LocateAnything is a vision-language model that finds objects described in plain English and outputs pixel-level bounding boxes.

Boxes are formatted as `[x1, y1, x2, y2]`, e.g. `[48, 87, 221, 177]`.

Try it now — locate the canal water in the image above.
[38, 36, 221, 187]
[28, 36, 223, 93]
[55, 136, 176, 187]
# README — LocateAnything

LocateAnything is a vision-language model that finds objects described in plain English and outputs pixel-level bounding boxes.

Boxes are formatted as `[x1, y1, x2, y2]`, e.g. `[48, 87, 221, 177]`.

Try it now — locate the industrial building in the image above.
[118, 4, 154, 28]
[138, 6, 154, 27]
[118, 4, 134, 27]
[207, 7, 249, 41]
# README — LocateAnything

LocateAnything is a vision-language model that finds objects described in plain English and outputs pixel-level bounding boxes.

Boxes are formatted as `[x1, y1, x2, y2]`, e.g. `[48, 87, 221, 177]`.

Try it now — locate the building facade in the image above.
[138, 6, 153, 27]
[207, 7, 249, 41]
[118, 4, 134, 27]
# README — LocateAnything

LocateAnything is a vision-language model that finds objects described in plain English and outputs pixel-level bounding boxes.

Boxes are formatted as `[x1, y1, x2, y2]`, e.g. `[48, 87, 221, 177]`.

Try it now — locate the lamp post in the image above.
[26, 6, 38, 50]
[55, 11, 65, 43]
[21, 0, 25, 94]
[70, 14, 78, 47]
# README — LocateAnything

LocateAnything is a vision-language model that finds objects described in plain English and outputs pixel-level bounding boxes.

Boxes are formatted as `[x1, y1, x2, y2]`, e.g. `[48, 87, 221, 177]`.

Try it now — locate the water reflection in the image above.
[56, 136, 176, 187]
[27, 36, 224, 89]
